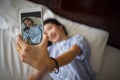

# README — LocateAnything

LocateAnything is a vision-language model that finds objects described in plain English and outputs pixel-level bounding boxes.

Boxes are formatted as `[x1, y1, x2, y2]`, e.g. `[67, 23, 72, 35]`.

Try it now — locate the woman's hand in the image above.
[16, 34, 49, 70]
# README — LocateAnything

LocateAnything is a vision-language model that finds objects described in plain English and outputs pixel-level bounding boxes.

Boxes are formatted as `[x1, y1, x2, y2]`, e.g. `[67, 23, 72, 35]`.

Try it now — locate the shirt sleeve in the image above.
[71, 35, 91, 60]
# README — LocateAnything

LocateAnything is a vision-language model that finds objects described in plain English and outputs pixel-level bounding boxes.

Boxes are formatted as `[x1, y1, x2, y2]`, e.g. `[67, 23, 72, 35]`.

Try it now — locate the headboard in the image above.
[29, 0, 120, 49]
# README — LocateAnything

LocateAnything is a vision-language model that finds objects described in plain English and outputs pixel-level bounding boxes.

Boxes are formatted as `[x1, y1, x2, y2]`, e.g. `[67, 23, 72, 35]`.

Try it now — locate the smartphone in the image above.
[20, 7, 43, 45]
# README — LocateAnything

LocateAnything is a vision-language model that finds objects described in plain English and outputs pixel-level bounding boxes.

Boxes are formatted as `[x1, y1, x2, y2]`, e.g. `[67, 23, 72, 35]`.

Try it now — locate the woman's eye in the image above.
[47, 26, 52, 30]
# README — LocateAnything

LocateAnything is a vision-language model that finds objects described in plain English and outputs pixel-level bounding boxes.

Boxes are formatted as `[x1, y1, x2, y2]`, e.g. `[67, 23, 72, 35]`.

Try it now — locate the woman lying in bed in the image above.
[16, 18, 95, 80]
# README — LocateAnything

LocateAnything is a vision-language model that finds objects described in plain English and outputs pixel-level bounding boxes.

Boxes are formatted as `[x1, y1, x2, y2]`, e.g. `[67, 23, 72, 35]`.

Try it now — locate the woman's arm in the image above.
[56, 44, 81, 66]
[16, 34, 81, 73]
[46, 44, 81, 69]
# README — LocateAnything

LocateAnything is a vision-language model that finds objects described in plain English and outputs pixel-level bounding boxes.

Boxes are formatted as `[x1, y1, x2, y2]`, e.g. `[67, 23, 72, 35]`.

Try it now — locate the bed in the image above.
[0, 0, 120, 80]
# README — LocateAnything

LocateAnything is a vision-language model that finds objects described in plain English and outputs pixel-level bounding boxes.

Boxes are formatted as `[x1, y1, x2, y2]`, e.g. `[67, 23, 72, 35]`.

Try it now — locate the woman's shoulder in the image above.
[70, 34, 88, 45]
[70, 34, 85, 40]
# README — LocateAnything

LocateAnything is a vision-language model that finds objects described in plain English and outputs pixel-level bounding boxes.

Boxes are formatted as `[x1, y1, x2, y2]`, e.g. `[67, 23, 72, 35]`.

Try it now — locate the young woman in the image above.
[22, 17, 42, 44]
[16, 18, 95, 80]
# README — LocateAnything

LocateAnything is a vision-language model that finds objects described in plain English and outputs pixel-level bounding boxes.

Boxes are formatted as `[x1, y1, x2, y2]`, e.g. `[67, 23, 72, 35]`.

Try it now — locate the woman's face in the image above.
[44, 23, 64, 43]
[24, 19, 33, 27]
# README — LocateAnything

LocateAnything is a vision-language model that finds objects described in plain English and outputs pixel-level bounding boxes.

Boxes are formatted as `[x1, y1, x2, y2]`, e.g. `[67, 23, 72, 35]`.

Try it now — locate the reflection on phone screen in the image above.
[21, 11, 43, 45]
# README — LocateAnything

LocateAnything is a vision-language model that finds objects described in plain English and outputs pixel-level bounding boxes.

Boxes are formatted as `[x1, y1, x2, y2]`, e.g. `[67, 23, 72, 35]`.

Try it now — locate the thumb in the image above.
[40, 33, 48, 47]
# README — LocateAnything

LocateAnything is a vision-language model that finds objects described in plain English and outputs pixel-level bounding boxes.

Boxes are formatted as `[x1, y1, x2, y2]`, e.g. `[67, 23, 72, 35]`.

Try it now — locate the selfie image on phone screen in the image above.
[20, 7, 43, 45]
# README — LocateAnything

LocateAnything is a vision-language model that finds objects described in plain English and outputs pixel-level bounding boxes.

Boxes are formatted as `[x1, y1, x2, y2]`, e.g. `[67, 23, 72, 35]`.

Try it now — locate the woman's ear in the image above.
[59, 25, 63, 29]
[59, 25, 66, 34]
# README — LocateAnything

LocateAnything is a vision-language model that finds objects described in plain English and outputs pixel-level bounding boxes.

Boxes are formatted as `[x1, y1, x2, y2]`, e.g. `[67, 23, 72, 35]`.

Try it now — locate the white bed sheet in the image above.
[0, 29, 51, 80]
[96, 45, 120, 80]
[0, 0, 51, 80]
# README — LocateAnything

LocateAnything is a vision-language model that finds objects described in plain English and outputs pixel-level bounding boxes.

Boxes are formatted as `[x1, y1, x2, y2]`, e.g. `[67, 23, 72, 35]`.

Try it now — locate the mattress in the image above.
[96, 45, 120, 80]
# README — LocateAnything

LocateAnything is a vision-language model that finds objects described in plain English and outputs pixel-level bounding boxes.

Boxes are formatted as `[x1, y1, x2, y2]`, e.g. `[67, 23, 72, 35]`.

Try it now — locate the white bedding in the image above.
[0, 0, 120, 80]
[96, 45, 120, 80]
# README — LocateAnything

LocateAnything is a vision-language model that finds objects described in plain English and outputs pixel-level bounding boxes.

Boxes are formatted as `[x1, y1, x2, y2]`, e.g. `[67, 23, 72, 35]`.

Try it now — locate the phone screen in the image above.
[20, 8, 43, 45]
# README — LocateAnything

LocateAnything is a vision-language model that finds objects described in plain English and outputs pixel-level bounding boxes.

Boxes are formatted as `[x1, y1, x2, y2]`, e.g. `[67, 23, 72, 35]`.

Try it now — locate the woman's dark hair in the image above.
[43, 18, 68, 36]
[22, 17, 34, 27]
[43, 18, 68, 46]
[22, 17, 34, 31]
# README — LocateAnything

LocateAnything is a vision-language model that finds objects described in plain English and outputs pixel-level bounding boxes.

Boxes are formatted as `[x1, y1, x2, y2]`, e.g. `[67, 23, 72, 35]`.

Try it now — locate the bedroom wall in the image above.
[59, 0, 120, 49]
[29, 0, 120, 49]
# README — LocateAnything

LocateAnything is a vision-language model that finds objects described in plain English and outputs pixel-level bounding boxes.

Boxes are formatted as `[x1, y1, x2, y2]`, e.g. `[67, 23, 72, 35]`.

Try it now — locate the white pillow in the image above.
[43, 9, 109, 74]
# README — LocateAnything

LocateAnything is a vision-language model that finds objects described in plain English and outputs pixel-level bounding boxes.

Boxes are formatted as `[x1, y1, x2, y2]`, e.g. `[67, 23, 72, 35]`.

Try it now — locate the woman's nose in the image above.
[48, 32, 54, 38]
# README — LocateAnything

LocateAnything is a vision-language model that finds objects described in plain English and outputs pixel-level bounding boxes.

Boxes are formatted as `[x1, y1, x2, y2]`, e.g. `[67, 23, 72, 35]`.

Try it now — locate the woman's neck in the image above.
[59, 33, 68, 42]
[62, 35, 68, 40]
